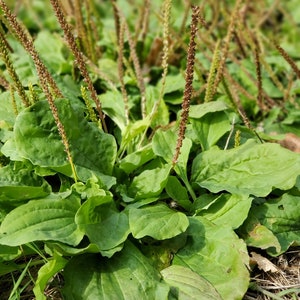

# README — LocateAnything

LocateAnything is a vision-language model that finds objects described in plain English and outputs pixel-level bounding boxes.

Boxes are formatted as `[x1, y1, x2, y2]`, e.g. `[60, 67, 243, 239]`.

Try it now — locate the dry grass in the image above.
[245, 247, 300, 300]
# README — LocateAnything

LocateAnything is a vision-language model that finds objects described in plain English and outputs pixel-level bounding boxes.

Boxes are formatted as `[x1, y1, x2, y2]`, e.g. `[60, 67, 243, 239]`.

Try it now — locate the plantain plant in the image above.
[0, 1, 299, 299]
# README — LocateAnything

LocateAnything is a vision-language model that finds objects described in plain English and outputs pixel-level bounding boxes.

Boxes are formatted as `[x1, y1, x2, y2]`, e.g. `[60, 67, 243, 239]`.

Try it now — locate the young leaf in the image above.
[119, 144, 155, 174]
[129, 203, 189, 240]
[119, 117, 151, 155]
[75, 195, 130, 257]
[174, 217, 249, 300]
[196, 194, 253, 229]
[190, 112, 231, 150]
[101, 90, 127, 131]
[128, 164, 171, 200]
[152, 129, 192, 175]
[0, 193, 83, 247]
[62, 241, 170, 300]
[139, 235, 187, 271]
[33, 250, 68, 300]
[192, 140, 300, 197]
[188, 100, 228, 119]
[146, 86, 169, 128]
[165, 176, 191, 211]
[161, 265, 222, 300]
[152, 129, 194, 200]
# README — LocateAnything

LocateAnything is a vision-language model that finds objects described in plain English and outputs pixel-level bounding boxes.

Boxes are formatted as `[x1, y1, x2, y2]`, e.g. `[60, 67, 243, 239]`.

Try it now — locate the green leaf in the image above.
[188, 100, 228, 119]
[139, 235, 187, 271]
[72, 178, 108, 199]
[192, 140, 300, 197]
[75, 195, 130, 257]
[0, 245, 21, 262]
[190, 111, 231, 150]
[34, 30, 70, 74]
[165, 176, 191, 211]
[0, 91, 18, 127]
[239, 223, 281, 253]
[9, 38, 38, 85]
[0, 163, 51, 203]
[33, 251, 68, 300]
[159, 74, 185, 94]
[0, 261, 22, 276]
[119, 144, 155, 174]
[129, 203, 189, 240]
[1, 137, 24, 162]
[119, 117, 151, 153]
[152, 129, 192, 174]
[62, 241, 170, 300]
[0, 193, 83, 247]
[174, 217, 249, 300]
[98, 58, 119, 83]
[12, 99, 117, 177]
[239, 193, 300, 255]
[101, 90, 127, 131]
[146, 86, 169, 128]
[196, 194, 253, 229]
[45, 242, 100, 257]
[161, 265, 222, 300]
[128, 164, 171, 200]
[152, 129, 195, 200]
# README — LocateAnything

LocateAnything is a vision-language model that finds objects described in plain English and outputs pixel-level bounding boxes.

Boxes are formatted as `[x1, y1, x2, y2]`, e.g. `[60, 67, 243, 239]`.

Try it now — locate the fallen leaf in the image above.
[279, 133, 300, 153]
[250, 252, 279, 273]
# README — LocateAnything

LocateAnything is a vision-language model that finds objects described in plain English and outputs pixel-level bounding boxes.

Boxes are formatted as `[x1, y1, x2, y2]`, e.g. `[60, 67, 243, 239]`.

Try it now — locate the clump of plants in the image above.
[0, 0, 299, 299]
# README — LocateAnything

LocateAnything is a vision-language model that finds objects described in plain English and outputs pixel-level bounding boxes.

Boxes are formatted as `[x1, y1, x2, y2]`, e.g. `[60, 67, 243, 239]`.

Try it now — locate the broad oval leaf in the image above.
[190, 112, 231, 150]
[75, 195, 130, 257]
[62, 241, 170, 300]
[119, 144, 155, 174]
[159, 74, 185, 94]
[188, 100, 228, 119]
[129, 203, 189, 240]
[13, 99, 117, 177]
[165, 176, 191, 211]
[0, 163, 51, 203]
[239, 193, 300, 256]
[34, 30, 71, 74]
[196, 194, 253, 229]
[192, 140, 300, 197]
[161, 265, 222, 300]
[174, 217, 250, 300]
[0, 194, 83, 247]
[152, 129, 192, 175]
[101, 90, 127, 131]
[146, 86, 169, 128]
[128, 164, 171, 200]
